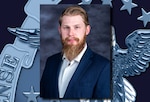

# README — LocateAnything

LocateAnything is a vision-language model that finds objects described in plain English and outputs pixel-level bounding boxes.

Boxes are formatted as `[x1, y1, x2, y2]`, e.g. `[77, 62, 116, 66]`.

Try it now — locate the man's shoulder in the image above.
[91, 50, 110, 63]
[47, 52, 62, 61]
[85, 47, 110, 62]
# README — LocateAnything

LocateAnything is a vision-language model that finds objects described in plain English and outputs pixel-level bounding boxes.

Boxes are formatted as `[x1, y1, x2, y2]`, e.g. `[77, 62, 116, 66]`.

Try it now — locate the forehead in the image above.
[61, 15, 85, 25]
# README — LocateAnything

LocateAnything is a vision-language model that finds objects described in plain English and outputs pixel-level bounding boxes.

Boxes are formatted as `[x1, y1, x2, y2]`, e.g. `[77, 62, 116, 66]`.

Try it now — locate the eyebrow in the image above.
[62, 24, 82, 27]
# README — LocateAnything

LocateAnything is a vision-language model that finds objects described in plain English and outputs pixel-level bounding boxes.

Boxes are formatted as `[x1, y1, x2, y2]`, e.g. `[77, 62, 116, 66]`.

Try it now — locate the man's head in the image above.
[59, 6, 89, 26]
[58, 6, 91, 61]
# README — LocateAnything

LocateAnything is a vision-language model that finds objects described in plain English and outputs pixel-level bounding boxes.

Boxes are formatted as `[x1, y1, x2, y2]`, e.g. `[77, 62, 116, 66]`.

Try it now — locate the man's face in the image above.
[59, 15, 90, 46]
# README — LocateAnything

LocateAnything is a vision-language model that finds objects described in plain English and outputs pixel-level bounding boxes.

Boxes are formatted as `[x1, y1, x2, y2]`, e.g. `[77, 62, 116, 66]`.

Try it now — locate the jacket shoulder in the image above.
[46, 52, 62, 61]
[91, 50, 110, 63]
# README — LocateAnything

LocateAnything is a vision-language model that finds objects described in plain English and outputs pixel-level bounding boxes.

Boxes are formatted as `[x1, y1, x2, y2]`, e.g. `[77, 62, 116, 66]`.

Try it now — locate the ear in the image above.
[58, 26, 61, 35]
[86, 25, 91, 35]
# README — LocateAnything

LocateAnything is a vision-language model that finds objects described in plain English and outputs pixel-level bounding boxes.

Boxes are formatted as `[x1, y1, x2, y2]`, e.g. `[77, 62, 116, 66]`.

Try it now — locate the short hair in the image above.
[59, 6, 89, 26]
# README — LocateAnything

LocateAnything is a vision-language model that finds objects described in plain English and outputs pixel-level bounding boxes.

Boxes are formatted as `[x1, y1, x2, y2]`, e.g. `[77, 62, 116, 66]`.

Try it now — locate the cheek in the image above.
[61, 35, 66, 40]
[60, 30, 68, 37]
[77, 31, 86, 38]
[60, 31, 67, 37]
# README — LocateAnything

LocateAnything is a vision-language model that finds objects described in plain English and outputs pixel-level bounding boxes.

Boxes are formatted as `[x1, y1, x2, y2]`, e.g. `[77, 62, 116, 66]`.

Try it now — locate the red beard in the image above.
[62, 36, 86, 61]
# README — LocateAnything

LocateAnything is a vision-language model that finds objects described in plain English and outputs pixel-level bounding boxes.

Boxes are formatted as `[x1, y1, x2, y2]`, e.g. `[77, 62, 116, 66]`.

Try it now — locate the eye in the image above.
[63, 26, 69, 29]
[75, 26, 80, 29]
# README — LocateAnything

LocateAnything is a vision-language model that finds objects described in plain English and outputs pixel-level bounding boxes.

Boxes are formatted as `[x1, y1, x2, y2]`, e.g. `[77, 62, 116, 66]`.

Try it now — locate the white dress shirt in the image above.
[58, 43, 87, 98]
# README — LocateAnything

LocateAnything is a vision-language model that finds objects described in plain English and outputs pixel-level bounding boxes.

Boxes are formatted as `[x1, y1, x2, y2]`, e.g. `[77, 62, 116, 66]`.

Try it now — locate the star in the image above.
[137, 8, 150, 27]
[101, 0, 113, 7]
[78, 0, 92, 5]
[23, 86, 40, 102]
[120, 0, 137, 15]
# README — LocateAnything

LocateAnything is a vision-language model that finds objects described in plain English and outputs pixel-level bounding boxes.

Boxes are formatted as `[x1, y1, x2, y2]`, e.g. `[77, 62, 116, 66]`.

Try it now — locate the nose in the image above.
[68, 28, 74, 36]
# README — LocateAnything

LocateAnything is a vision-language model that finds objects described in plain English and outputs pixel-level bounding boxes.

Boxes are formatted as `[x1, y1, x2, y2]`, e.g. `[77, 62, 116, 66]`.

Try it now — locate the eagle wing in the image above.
[7, 27, 40, 48]
[112, 29, 150, 102]
[123, 29, 150, 76]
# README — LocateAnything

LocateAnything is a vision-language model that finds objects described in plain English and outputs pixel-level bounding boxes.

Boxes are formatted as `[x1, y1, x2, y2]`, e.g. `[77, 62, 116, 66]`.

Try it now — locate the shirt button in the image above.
[68, 63, 71, 66]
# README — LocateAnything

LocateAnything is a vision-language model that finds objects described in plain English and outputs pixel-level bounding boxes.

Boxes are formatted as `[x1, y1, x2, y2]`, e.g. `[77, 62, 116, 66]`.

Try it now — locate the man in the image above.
[40, 5, 111, 99]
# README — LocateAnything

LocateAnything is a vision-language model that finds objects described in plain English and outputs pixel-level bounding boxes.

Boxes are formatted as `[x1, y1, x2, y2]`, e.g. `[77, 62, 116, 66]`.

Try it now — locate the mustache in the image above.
[65, 37, 79, 42]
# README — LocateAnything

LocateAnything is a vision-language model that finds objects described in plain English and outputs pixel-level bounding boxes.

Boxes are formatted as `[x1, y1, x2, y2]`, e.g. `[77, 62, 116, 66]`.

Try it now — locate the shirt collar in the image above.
[62, 43, 87, 63]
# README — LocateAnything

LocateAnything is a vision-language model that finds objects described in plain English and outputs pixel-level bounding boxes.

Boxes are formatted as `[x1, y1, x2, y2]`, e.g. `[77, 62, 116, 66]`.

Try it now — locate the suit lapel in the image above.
[53, 53, 63, 97]
[64, 47, 94, 97]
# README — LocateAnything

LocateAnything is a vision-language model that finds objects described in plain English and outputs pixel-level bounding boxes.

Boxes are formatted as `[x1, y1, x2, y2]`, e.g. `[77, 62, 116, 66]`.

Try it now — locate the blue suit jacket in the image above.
[40, 47, 111, 99]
